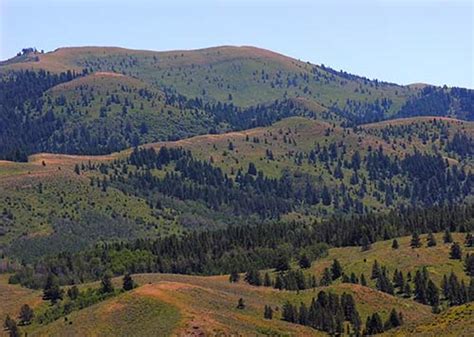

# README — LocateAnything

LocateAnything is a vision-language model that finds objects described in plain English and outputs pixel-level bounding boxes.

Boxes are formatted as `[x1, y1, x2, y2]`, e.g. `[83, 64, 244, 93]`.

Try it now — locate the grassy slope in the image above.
[39, 72, 216, 144]
[0, 116, 472, 257]
[0, 274, 42, 336]
[311, 232, 474, 286]
[1, 46, 413, 114]
[385, 302, 474, 337]
[27, 291, 181, 337]
[8, 232, 474, 336]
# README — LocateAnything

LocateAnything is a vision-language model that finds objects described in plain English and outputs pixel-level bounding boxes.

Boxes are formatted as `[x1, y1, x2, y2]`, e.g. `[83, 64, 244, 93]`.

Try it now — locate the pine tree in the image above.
[43, 273, 64, 304]
[331, 259, 343, 280]
[360, 273, 367, 286]
[468, 278, 474, 302]
[366, 312, 384, 335]
[245, 269, 262, 286]
[371, 260, 381, 279]
[19, 304, 34, 325]
[450, 242, 463, 260]
[444, 229, 453, 243]
[299, 254, 311, 269]
[298, 302, 309, 325]
[411, 232, 422, 248]
[404, 282, 412, 298]
[282, 301, 297, 323]
[465, 233, 474, 247]
[100, 273, 114, 294]
[67, 285, 79, 300]
[427, 232, 437, 247]
[320, 268, 332, 286]
[264, 305, 273, 319]
[4, 315, 15, 331]
[392, 239, 399, 249]
[237, 298, 245, 309]
[275, 253, 290, 271]
[264, 272, 272, 287]
[274, 273, 284, 290]
[229, 270, 240, 283]
[426, 279, 440, 307]
[385, 308, 401, 329]
[122, 273, 135, 291]
[414, 270, 428, 304]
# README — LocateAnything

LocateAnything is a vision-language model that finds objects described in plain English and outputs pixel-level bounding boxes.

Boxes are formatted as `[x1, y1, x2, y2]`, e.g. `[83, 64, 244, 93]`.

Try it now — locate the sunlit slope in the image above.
[1, 46, 413, 113]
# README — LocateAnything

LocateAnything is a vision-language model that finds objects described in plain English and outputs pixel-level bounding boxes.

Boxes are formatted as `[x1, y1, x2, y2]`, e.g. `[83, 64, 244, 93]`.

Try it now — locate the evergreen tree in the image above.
[122, 273, 135, 291]
[365, 312, 384, 335]
[274, 273, 284, 290]
[4, 315, 15, 331]
[414, 269, 428, 304]
[282, 301, 297, 323]
[392, 239, 399, 249]
[100, 273, 114, 294]
[299, 254, 311, 269]
[247, 162, 257, 175]
[245, 269, 262, 286]
[465, 254, 474, 276]
[43, 273, 64, 304]
[67, 285, 79, 300]
[450, 242, 463, 260]
[275, 253, 290, 271]
[427, 232, 437, 247]
[360, 273, 367, 286]
[237, 298, 245, 309]
[331, 259, 343, 280]
[444, 229, 453, 243]
[465, 233, 474, 247]
[19, 304, 34, 325]
[371, 260, 381, 279]
[411, 232, 422, 248]
[264, 272, 272, 287]
[229, 270, 240, 283]
[320, 268, 332, 286]
[264, 305, 273, 319]
[404, 282, 412, 298]
[298, 302, 309, 325]
[384, 308, 401, 329]
[426, 279, 440, 307]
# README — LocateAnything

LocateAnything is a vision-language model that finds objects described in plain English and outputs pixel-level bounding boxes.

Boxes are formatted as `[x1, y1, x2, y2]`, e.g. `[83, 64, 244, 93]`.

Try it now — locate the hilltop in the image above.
[1, 45, 472, 161]
[2, 232, 473, 336]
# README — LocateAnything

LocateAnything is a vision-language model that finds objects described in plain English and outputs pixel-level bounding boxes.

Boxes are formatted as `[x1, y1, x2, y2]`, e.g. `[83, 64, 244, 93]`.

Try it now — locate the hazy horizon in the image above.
[1, 0, 472, 88]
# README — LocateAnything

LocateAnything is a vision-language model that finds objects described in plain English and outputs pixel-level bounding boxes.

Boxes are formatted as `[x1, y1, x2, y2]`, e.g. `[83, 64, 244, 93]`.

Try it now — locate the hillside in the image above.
[1, 116, 472, 262]
[2, 233, 473, 336]
[1, 46, 472, 161]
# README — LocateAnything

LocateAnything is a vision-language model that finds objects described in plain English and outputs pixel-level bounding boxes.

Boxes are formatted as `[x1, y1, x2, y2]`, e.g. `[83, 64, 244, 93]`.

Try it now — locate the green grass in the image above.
[1, 45, 414, 114]
[0, 173, 180, 261]
[26, 291, 181, 337]
[1, 116, 472, 260]
[310, 232, 473, 286]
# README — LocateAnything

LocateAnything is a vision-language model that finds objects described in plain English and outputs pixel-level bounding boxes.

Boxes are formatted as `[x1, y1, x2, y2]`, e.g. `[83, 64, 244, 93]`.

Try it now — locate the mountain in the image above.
[1, 46, 472, 161]
[0, 45, 473, 337]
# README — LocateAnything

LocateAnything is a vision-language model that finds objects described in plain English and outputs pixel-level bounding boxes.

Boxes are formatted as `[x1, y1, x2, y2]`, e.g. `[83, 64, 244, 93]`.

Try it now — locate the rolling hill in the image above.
[1, 46, 472, 161]
[0, 45, 473, 336]
[2, 233, 473, 336]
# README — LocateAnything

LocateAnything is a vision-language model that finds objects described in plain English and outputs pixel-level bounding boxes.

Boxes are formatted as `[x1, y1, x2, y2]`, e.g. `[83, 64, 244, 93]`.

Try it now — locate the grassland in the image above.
[1, 46, 414, 115]
[310, 232, 474, 286]
[4, 231, 473, 336]
[1, 116, 472, 260]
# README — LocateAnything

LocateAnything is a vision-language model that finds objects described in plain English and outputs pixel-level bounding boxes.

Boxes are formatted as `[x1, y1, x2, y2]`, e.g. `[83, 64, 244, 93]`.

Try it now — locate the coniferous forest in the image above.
[0, 44, 473, 337]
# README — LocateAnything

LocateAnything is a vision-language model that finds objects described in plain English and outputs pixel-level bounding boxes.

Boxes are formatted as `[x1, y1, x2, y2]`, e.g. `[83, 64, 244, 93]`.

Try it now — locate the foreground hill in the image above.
[2, 233, 472, 336]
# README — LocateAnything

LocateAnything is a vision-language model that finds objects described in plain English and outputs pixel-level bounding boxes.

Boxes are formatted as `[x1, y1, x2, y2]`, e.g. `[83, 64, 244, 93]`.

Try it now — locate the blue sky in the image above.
[1, 0, 472, 87]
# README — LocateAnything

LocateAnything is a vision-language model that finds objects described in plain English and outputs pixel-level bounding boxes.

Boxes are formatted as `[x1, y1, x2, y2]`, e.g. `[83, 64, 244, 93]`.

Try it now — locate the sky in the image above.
[0, 0, 472, 88]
